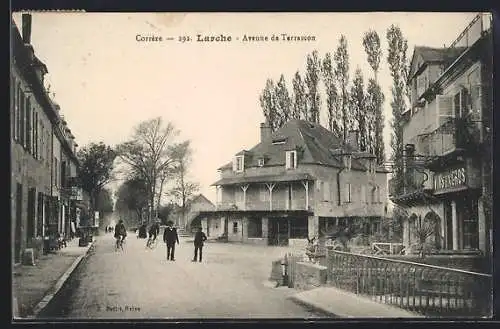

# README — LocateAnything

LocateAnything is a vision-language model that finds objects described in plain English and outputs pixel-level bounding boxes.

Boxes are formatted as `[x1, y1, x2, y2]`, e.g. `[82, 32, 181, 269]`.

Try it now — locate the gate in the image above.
[286, 252, 302, 288]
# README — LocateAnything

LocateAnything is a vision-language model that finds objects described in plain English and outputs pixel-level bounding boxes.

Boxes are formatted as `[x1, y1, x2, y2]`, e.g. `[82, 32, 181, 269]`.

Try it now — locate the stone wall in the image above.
[294, 261, 327, 290]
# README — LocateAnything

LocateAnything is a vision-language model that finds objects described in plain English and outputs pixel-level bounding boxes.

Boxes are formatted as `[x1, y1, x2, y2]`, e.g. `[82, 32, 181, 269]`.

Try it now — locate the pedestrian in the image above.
[163, 220, 179, 261]
[192, 226, 207, 262]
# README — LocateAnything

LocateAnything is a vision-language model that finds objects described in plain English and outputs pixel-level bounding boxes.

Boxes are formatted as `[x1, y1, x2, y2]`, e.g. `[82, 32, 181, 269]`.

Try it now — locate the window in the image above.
[34, 112, 38, 159]
[463, 199, 479, 249]
[344, 183, 352, 203]
[27, 188, 36, 240]
[272, 138, 287, 145]
[232, 221, 238, 233]
[233, 155, 244, 172]
[286, 150, 297, 169]
[247, 218, 262, 238]
[323, 181, 330, 201]
[259, 185, 268, 202]
[54, 158, 59, 187]
[15, 83, 21, 141]
[361, 185, 366, 203]
[258, 158, 265, 167]
[344, 155, 352, 171]
[235, 189, 244, 203]
[25, 97, 32, 152]
[40, 124, 44, 161]
[37, 192, 44, 237]
[19, 90, 25, 146]
[371, 186, 381, 203]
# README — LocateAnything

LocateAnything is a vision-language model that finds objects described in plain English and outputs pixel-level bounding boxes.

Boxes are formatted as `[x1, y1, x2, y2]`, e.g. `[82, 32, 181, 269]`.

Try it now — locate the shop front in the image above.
[433, 160, 484, 252]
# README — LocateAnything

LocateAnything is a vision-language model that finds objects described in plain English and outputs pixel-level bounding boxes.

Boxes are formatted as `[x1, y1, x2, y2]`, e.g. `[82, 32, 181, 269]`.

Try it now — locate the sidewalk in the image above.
[289, 287, 425, 318]
[12, 237, 95, 319]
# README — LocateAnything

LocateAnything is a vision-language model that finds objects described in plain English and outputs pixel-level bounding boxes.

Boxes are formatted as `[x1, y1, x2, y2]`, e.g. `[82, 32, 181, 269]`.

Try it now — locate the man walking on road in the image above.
[163, 221, 179, 261]
[192, 227, 207, 262]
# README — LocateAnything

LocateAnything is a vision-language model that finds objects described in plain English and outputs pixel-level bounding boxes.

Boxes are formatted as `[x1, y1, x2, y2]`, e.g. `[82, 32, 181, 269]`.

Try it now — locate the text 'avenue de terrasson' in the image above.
[135, 33, 317, 43]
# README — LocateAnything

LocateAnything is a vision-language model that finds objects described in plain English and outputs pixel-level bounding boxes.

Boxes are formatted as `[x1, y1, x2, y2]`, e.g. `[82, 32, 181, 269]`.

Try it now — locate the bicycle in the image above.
[115, 236, 126, 251]
[146, 236, 158, 249]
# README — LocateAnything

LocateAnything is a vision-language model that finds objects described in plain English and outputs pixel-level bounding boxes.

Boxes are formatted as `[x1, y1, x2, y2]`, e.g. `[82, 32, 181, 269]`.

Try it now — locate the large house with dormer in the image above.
[389, 13, 492, 256]
[193, 119, 389, 246]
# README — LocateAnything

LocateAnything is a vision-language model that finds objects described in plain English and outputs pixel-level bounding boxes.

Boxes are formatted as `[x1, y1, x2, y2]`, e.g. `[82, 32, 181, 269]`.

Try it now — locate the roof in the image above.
[211, 173, 316, 186]
[186, 194, 215, 208]
[408, 46, 467, 80]
[217, 120, 382, 172]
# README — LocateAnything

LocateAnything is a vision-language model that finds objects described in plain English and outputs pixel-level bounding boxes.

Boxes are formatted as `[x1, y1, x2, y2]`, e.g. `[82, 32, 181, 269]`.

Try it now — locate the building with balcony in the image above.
[11, 14, 84, 264]
[194, 119, 389, 246]
[389, 13, 492, 256]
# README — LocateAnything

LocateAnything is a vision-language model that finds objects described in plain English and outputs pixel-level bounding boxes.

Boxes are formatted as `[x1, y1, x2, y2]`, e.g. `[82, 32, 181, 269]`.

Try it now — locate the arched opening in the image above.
[424, 211, 442, 250]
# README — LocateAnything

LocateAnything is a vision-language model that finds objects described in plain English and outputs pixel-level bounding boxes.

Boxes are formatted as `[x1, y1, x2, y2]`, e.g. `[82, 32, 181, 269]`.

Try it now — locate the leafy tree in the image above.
[305, 50, 321, 123]
[363, 30, 385, 163]
[321, 52, 341, 136]
[259, 79, 279, 132]
[77, 142, 116, 218]
[349, 68, 368, 152]
[168, 141, 200, 230]
[291, 70, 307, 120]
[115, 176, 149, 225]
[274, 74, 292, 128]
[157, 202, 176, 225]
[334, 35, 351, 141]
[115, 117, 179, 222]
[386, 25, 409, 195]
[96, 188, 114, 214]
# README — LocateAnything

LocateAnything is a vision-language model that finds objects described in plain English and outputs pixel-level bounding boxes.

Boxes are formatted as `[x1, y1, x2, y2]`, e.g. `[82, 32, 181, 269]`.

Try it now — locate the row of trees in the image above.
[75, 117, 199, 229]
[259, 26, 409, 169]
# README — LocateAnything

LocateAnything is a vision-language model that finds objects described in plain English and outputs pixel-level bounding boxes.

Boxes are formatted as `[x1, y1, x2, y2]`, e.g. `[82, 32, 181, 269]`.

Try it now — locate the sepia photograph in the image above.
[10, 11, 493, 320]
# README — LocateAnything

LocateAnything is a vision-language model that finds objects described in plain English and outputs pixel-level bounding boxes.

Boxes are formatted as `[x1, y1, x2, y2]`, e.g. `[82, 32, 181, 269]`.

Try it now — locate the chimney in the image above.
[22, 14, 32, 44]
[346, 130, 359, 149]
[260, 120, 272, 143]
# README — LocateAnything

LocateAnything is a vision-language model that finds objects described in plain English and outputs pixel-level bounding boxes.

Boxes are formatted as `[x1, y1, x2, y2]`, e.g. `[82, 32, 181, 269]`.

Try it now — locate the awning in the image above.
[211, 173, 316, 186]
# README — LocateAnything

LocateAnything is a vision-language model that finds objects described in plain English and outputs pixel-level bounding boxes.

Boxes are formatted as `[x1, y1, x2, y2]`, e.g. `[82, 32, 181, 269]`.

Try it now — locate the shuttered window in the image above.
[437, 95, 453, 126]
[344, 183, 351, 203]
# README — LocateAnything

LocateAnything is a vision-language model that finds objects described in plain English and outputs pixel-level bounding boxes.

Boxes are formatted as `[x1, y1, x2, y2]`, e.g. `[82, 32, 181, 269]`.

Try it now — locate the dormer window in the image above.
[257, 158, 265, 167]
[285, 150, 297, 169]
[272, 138, 287, 145]
[233, 155, 244, 172]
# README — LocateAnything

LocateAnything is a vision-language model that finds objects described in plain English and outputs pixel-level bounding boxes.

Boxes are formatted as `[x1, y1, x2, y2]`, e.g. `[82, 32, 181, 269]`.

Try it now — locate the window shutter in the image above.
[232, 157, 237, 171]
[344, 183, 350, 202]
[285, 152, 291, 169]
[437, 95, 453, 126]
[323, 182, 329, 201]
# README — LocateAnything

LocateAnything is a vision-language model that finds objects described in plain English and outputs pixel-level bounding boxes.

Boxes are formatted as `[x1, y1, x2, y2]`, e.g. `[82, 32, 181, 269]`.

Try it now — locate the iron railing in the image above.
[327, 249, 492, 317]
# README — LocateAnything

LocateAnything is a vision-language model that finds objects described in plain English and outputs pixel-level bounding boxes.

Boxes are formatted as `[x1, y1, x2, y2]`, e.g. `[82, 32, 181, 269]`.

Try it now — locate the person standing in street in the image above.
[163, 220, 179, 261]
[192, 227, 207, 262]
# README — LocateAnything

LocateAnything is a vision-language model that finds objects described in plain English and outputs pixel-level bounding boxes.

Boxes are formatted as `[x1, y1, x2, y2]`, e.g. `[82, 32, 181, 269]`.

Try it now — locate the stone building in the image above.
[389, 13, 493, 256]
[196, 119, 389, 246]
[11, 14, 84, 264]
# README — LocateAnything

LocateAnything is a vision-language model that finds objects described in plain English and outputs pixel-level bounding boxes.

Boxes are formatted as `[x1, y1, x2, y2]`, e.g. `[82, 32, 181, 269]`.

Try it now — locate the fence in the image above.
[326, 249, 492, 317]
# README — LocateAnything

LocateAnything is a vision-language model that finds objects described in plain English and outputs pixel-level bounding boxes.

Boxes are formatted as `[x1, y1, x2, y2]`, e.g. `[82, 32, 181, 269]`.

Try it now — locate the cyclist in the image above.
[114, 220, 127, 249]
[147, 219, 160, 247]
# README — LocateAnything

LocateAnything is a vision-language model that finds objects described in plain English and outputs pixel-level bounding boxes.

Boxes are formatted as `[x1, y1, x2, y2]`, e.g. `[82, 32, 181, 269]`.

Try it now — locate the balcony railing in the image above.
[327, 250, 492, 317]
[389, 169, 432, 198]
[216, 199, 308, 211]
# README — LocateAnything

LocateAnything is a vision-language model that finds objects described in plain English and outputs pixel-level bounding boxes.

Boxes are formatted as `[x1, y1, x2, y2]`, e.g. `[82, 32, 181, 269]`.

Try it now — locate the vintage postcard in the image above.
[11, 12, 493, 320]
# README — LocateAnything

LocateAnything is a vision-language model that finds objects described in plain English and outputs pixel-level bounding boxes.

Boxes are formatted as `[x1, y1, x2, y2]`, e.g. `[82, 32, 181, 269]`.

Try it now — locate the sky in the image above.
[12, 12, 483, 204]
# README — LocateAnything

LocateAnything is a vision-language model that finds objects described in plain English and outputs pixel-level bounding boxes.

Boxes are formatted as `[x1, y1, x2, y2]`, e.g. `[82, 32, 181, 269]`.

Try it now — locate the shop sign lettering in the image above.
[434, 167, 466, 191]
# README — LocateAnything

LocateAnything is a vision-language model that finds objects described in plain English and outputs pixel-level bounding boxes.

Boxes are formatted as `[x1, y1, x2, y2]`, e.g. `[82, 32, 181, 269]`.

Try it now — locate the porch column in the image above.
[440, 211, 446, 250]
[308, 216, 319, 239]
[451, 200, 458, 250]
[266, 183, 275, 211]
[240, 184, 249, 211]
[478, 197, 486, 253]
[402, 220, 409, 249]
[220, 217, 225, 235]
[301, 180, 309, 210]
[262, 217, 268, 239]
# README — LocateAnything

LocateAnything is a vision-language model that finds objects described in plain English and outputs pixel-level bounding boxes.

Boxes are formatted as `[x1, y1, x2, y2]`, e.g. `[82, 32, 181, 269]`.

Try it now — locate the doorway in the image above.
[268, 218, 289, 246]
[15, 183, 23, 264]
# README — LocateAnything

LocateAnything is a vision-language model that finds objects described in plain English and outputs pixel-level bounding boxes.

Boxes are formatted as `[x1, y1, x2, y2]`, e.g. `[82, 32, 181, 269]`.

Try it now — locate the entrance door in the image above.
[444, 201, 453, 250]
[15, 184, 23, 263]
[268, 218, 289, 246]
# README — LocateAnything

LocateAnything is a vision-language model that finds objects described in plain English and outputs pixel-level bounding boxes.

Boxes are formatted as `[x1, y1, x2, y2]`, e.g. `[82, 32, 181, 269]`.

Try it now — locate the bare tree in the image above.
[168, 141, 199, 229]
[115, 117, 179, 223]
